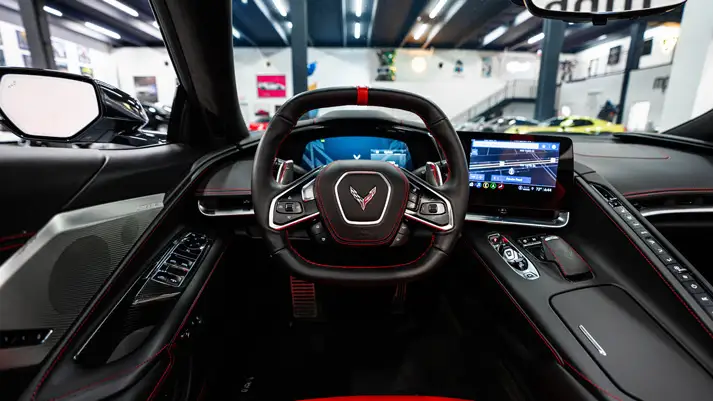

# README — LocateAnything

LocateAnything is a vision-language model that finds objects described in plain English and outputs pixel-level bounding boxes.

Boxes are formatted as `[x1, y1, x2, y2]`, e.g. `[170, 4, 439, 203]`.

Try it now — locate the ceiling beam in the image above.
[253, 0, 288, 45]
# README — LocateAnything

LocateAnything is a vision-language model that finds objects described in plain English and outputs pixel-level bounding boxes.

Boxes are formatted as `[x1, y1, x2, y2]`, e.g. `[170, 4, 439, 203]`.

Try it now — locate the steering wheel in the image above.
[252, 87, 469, 284]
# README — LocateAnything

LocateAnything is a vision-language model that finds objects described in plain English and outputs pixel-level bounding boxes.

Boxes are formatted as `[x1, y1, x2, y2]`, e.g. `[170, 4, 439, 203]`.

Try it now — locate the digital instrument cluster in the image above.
[301, 136, 413, 170]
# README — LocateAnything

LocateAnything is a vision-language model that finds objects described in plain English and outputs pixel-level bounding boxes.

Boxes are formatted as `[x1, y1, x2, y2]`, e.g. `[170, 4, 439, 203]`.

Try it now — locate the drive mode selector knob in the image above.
[501, 245, 528, 271]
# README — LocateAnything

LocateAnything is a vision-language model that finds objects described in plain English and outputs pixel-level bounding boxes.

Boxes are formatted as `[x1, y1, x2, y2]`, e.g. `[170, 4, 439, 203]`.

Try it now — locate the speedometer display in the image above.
[301, 136, 412, 170]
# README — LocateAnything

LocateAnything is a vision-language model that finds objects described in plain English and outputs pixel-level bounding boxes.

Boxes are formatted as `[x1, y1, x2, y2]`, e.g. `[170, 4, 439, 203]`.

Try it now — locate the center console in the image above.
[462, 176, 713, 401]
[457, 133, 713, 400]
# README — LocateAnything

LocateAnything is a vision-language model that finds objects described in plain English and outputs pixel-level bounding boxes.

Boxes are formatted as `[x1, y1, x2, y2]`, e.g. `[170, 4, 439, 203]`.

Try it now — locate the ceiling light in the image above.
[272, 0, 287, 17]
[597, 34, 607, 40]
[287, 21, 293, 29]
[483, 25, 507, 45]
[232, 27, 241, 39]
[514, 9, 532, 26]
[102, 0, 138, 17]
[84, 22, 121, 39]
[43, 6, 62, 17]
[242, 0, 248, 3]
[429, 0, 447, 19]
[355, 0, 362, 17]
[413, 23, 429, 40]
[527, 32, 545, 44]
[152, 20, 159, 29]
[354, 22, 361, 39]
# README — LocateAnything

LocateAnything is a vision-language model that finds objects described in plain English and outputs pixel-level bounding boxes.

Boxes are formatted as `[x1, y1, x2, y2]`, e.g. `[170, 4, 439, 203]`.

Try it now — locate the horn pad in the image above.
[314, 160, 409, 246]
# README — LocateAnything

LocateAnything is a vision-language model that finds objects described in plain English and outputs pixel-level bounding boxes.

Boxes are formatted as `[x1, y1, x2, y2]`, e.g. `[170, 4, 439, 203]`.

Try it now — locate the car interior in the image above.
[2, 0, 713, 401]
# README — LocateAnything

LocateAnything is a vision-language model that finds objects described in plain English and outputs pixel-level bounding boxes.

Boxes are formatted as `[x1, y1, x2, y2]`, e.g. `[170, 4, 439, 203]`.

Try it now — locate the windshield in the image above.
[229, 1, 701, 138]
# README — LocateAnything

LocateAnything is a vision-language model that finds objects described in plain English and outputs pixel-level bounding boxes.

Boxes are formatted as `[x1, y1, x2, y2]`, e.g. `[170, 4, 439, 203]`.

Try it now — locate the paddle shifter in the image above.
[488, 233, 539, 280]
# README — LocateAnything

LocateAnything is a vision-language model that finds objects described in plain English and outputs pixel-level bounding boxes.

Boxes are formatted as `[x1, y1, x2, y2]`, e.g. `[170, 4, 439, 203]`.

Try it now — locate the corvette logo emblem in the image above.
[350, 186, 377, 211]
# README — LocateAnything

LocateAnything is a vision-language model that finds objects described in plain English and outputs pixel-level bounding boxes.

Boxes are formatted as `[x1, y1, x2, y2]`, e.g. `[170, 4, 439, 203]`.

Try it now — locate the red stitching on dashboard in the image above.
[578, 182, 713, 341]
[623, 188, 713, 198]
[0, 231, 35, 243]
[31, 169, 212, 401]
[0, 243, 23, 252]
[286, 234, 434, 269]
[146, 346, 174, 401]
[314, 164, 408, 246]
[563, 360, 623, 401]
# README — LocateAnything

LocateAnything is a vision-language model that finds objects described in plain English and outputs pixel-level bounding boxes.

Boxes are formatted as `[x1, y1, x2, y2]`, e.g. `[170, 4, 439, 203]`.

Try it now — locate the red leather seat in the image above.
[301, 397, 471, 401]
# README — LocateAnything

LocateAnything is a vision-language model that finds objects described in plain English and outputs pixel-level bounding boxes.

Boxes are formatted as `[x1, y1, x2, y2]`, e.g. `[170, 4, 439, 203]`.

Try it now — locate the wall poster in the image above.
[134, 76, 158, 103]
[80, 66, 94, 77]
[16, 30, 28, 50]
[375, 50, 396, 81]
[481, 56, 493, 77]
[52, 40, 67, 59]
[256, 75, 287, 98]
[77, 46, 91, 65]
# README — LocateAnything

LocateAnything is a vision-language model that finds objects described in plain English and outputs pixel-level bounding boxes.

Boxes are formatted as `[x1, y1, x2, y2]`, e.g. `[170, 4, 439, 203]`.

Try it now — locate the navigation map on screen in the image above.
[468, 139, 560, 192]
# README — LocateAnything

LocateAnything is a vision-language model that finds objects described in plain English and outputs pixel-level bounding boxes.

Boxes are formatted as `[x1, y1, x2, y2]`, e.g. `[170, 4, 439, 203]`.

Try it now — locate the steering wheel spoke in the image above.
[403, 168, 454, 232]
[269, 168, 321, 230]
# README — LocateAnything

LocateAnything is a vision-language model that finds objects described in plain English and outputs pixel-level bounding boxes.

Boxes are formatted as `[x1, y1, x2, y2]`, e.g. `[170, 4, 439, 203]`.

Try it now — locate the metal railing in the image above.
[451, 79, 538, 124]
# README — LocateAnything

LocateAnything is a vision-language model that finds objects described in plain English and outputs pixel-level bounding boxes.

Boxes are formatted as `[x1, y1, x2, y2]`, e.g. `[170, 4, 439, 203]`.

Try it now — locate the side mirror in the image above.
[524, 0, 686, 23]
[0, 68, 148, 143]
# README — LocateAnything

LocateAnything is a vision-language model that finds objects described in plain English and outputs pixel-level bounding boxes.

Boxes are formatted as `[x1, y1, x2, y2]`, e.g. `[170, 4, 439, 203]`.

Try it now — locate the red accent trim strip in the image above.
[624, 188, 713, 198]
[356, 86, 369, 105]
[0, 243, 24, 252]
[286, 234, 434, 269]
[301, 397, 471, 401]
[578, 182, 713, 341]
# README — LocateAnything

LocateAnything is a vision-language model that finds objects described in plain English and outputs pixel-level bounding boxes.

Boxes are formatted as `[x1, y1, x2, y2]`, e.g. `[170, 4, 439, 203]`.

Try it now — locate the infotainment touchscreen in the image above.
[468, 139, 560, 192]
[462, 133, 573, 214]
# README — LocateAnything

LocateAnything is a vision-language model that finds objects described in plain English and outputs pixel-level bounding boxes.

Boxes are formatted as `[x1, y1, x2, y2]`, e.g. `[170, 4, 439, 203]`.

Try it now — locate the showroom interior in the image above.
[0, 0, 709, 139]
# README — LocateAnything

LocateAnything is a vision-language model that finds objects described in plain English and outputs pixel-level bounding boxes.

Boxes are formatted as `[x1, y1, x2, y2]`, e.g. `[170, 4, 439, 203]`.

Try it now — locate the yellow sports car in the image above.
[505, 116, 626, 135]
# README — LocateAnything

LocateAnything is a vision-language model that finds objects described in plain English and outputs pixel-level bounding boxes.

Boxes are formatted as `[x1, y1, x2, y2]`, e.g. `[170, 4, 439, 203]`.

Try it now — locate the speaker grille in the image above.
[49, 236, 111, 314]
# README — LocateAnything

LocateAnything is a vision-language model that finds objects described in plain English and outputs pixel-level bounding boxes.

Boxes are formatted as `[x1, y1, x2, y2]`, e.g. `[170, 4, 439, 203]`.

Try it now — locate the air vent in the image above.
[197, 195, 254, 217]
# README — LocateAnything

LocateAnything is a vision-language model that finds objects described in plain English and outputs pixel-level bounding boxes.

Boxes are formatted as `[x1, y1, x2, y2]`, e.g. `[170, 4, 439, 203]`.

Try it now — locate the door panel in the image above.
[0, 142, 205, 399]
[0, 194, 164, 369]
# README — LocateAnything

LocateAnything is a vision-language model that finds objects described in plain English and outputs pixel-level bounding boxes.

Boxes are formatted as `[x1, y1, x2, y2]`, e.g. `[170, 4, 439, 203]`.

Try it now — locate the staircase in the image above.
[451, 79, 537, 124]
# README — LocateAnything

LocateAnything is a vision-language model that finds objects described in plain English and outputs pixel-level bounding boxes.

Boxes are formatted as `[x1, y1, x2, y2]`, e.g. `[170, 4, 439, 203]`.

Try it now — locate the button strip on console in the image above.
[592, 184, 713, 319]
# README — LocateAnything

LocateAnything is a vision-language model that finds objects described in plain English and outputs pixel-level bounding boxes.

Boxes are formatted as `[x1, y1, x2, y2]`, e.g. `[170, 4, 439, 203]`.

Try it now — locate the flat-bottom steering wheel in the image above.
[252, 87, 469, 284]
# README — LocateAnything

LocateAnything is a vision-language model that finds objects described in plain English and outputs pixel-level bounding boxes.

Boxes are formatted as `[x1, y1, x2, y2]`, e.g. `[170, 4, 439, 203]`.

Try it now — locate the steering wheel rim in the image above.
[251, 86, 469, 284]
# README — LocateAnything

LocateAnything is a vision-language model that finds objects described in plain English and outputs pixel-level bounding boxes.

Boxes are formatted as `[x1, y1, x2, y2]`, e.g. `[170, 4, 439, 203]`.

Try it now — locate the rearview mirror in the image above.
[524, 0, 686, 23]
[0, 68, 148, 143]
